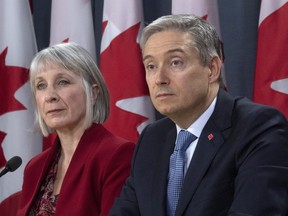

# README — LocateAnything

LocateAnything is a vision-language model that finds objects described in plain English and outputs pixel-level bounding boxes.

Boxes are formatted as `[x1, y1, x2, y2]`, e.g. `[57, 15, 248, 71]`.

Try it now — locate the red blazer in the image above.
[18, 124, 135, 216]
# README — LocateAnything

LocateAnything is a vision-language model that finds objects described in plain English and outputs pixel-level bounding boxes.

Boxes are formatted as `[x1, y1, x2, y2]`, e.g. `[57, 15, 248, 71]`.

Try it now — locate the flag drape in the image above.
[172, 0, 221, 33]
[253, 0, 288, 118]
[100, 0, 155, 143]
[50, 0, 96, 60]
[0, 0, 42, 214]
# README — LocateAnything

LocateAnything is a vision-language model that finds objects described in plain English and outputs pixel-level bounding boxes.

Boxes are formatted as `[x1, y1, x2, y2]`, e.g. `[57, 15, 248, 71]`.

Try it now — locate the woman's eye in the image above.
[36, 83, 46, 90]
[58, 79, 70, 85]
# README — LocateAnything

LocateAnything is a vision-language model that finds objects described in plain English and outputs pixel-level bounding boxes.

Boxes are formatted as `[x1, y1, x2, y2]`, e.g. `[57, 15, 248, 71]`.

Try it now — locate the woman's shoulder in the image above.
[86, 123, 135, 147]
[24, 147, 53, 172]
[77, 124, 135, 160]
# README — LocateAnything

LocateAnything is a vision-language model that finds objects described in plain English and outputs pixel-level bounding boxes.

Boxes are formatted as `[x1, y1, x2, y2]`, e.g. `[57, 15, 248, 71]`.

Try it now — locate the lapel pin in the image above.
[208, 133, 214, 140]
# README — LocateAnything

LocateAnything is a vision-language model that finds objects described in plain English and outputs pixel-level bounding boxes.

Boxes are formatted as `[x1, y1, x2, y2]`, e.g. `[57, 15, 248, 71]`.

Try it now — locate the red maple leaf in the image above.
[0, 47, 29, 167]
[102, 20, 108, 35]
[100, 22, 149, 143]
[253, 3, 288, 118]
[202, 14, 208, 20]
[62, 38, 69, 43]
[0, 47, 29, 115]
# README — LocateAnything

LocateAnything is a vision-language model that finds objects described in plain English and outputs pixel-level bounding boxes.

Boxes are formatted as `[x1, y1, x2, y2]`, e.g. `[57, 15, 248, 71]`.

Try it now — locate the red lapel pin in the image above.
[208, 133, 214, 140]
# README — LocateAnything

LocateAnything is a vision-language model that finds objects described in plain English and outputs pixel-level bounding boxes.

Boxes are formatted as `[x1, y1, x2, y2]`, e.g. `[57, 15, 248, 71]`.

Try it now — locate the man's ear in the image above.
[208, 56, 222, 83]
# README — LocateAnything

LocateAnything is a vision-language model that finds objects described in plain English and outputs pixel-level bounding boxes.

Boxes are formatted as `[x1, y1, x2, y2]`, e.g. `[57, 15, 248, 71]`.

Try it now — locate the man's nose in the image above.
[155, 66, 169, 85]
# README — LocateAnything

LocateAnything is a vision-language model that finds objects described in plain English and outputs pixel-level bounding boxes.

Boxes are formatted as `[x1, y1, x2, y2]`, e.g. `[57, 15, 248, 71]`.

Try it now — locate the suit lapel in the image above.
[176, 89, 234, 215]
[176, 123, 225, 215]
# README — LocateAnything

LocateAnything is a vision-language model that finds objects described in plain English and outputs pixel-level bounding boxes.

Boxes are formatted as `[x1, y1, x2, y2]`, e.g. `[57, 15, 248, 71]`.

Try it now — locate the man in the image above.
[109, 14, 288, 216]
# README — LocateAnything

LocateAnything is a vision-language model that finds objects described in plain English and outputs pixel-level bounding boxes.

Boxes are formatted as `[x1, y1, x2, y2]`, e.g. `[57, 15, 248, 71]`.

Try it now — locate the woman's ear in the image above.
[92, 84, 99, 104]
[208, 56, 222, 83]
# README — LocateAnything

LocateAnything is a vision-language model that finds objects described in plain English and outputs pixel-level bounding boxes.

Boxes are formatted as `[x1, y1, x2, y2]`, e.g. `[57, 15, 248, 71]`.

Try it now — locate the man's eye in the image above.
[146, 64, 156, 71]
[171, 60, 183, 67]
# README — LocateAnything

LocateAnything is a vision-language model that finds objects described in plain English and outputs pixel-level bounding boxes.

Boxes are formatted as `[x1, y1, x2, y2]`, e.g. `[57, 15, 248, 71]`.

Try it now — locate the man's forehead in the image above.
[143, 39, 193, 62]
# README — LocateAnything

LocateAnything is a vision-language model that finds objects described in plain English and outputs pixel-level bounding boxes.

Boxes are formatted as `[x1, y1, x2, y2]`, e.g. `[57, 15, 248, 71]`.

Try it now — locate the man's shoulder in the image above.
[139, 117, 176, 140]
[234, 95, 287, 121]
[218, 89, 287, 122]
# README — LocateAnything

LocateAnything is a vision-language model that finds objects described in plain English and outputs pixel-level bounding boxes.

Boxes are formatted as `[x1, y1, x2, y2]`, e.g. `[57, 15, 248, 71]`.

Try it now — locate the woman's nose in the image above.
[44, 88, 59, 103]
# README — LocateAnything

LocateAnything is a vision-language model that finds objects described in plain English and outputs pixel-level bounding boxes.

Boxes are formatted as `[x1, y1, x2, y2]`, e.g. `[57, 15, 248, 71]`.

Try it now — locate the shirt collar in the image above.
[176, 96, 217, 138]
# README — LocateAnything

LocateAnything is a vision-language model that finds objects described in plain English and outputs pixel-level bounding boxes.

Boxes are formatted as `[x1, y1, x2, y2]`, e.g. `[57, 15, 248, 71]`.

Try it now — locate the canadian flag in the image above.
[50, 0, 96, 60]
[253, 0, 288, 119]
[172, 0, 221, 33]
[100, 0, 155, 143]
[43, 0, 97, 149]
[0, 0, 42, 214]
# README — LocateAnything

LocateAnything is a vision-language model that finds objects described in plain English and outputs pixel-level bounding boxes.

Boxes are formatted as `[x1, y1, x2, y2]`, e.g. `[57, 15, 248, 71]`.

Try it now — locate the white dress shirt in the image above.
[175, 97, 217, 175]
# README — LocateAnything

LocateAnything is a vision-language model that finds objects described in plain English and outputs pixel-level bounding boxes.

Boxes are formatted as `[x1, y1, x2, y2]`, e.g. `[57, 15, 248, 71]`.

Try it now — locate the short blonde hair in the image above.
[29, 42, 110, 136]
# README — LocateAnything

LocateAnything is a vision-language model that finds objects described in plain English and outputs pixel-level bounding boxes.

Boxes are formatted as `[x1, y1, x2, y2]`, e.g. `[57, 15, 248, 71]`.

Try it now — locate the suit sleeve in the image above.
[228, 107, 288, 215]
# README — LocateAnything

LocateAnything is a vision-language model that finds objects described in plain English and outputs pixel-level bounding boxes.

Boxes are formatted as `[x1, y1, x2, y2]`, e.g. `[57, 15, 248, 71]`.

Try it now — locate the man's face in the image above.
[143, 31, 219, 127]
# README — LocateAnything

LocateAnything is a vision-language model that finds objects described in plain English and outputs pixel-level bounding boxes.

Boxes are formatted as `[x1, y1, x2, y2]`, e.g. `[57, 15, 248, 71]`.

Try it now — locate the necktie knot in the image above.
[175, 130, 197, 152]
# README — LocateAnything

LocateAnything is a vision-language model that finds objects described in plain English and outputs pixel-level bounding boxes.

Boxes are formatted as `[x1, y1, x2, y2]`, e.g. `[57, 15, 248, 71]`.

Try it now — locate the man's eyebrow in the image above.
[143, 48, 185, 62]
[143, 55, 153, 62]
[166, 48, 185, 55]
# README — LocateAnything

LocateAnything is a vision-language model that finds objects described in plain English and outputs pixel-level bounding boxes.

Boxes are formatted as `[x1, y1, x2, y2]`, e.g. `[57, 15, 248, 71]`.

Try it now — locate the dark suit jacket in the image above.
[110, 89, 288, 216]
[18, 124, 135, 216]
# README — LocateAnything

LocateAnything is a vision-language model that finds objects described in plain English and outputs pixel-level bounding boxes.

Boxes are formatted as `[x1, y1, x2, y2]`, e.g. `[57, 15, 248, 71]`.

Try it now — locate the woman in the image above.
[17, 43, 135, 216]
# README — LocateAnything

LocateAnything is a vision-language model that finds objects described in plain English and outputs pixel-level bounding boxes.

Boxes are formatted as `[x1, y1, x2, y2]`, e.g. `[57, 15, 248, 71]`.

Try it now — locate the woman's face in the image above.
[34, 66, 87, 132]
